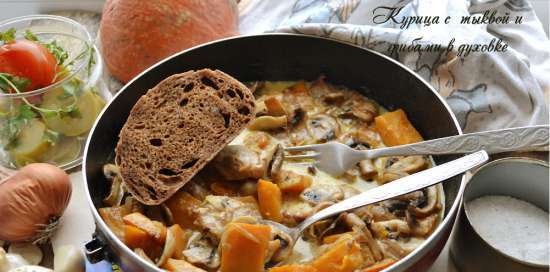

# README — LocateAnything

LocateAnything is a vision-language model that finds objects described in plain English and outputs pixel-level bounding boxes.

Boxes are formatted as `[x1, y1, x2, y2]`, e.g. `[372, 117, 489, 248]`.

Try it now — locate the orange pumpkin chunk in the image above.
[124, 225, 152, 250]
[311, 234, 364, 272]
[257, 179, 283, 222]
[269, 264, 318, 272]
[290, 81, 308, 94]
[123, 212, 167, 244]
[165, 190, 201, 229]
[161, 258, 206, 272]
[276, 171, 312, 194]
[220, 223, 271, 272]
[374, 109, 423, 146]
[264, 96, 287, 116]
[99, 206, 129, 241]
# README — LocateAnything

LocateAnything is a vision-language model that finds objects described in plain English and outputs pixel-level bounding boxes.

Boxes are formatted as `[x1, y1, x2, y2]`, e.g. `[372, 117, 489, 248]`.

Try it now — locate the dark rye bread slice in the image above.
[115, 69, 255, 205]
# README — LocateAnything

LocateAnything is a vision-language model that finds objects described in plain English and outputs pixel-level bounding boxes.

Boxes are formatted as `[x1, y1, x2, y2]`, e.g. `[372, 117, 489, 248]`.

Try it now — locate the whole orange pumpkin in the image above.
[100, 0, 238, 83]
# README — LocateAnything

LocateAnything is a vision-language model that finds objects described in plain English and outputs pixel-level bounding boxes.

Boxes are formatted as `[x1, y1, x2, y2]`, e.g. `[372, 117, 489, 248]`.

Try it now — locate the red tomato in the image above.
[0, 40, 58, 91]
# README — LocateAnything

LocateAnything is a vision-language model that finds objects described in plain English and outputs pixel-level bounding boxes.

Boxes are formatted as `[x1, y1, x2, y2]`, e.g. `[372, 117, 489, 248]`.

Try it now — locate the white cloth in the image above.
[239, 0, 549, 132]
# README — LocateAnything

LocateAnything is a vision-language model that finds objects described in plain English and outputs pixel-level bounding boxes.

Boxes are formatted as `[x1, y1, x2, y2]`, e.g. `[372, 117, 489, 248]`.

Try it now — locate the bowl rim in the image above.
[463, 156, 549, 268]
[0, 14, 94, 98]
[82, 33, 465, 272]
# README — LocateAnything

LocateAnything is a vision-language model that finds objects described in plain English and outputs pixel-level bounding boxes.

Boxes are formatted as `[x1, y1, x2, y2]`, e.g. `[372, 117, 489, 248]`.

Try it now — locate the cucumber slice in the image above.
[8, 119, 52, 167]
[41, 90, 104, 136]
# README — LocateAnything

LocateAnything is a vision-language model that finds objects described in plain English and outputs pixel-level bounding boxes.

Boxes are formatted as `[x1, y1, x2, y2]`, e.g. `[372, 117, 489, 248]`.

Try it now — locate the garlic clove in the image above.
[53, 245, 84, 272]
[7, 244, 42, 266]
[0, 248, 29, 272]
[8, 265, 52, 272]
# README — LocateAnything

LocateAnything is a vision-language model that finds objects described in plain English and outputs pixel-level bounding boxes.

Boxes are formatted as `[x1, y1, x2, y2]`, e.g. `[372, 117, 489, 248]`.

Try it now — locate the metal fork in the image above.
[284, 125, 549, 176]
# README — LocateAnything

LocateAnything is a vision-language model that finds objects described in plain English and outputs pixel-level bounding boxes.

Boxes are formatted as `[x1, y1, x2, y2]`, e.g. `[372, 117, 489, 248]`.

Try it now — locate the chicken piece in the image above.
[195, 196, 262, 240]
[212, 144, 278, 181]
[323, 92, 347, 105]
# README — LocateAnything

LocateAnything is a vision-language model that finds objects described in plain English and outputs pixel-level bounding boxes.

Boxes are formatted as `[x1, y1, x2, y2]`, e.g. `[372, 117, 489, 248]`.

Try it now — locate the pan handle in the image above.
[84, 235, 106, 264]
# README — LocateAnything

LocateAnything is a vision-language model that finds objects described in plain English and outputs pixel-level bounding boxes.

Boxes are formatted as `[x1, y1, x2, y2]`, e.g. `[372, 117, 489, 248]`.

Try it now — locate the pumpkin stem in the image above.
[32, 216, 60, 245]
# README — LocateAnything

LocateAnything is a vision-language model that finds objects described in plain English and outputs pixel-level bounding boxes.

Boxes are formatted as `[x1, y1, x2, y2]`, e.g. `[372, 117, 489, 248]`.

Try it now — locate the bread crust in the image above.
[115, 69, 255, 205]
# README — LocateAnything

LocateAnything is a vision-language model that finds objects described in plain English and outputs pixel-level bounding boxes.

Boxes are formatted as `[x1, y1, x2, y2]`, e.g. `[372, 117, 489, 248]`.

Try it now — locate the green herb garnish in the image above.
[0, 73, 30, 93]
[23, 29, 38, 41]
[0, 104, 36, 148]
[0, 28, 16, 43]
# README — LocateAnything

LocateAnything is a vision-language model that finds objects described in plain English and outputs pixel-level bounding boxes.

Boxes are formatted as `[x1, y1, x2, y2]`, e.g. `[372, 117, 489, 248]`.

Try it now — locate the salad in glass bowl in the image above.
[0, 15, 111, 169]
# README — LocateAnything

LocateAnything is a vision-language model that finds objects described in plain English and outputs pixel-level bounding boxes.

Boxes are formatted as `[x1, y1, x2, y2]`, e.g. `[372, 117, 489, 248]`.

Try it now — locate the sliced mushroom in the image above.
[379, 239, 410, 259]
[359, 159, 377, 180]
[323, 92, 346, 104]
[306, 212, 349, 243]
[354, 128, 382, 147]
[182, 235, 220, 269]
[343, 168, 359, 183]
[388, 156, 427, 174]
[378, 156, 428, 184]
[289, 107, 306, 128]
[306, 114, 340, 143]
[410, 213, 439, 237]
[395, 191, 424, 202]
[408, 186, 440, 218]
[339, 100, 378, 123]
[103, 175, 126, 206]
[249, 115, 288, 131]
[268, 229, 293, 262]
[282, 201, 314, 224]
[344, 213, 384, 261]
[355, 204, 397, 222]
[268, 144, 284, 178]
[103, 164, 120, 180]
[300, 183, 344, 204]
[370, 219, 411, 239]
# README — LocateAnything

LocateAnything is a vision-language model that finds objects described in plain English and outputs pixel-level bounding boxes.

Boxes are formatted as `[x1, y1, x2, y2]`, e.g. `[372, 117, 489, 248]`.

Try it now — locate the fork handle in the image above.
[296, 151, 489, 234]
[366, 125, 548, 158]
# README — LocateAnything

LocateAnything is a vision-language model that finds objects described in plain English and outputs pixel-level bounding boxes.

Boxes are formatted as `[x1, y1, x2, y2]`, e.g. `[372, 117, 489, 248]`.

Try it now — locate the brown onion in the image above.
[0, 163, 71, 243]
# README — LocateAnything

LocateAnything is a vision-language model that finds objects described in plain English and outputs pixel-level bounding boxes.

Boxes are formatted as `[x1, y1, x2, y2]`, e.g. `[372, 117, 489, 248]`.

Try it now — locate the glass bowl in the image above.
[0, 15, 112, 170]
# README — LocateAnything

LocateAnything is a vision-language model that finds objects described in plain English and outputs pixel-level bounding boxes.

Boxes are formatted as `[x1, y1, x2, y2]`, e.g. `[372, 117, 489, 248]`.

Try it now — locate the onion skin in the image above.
[0, 163, 71, 243]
